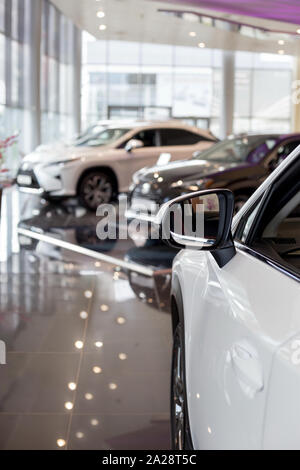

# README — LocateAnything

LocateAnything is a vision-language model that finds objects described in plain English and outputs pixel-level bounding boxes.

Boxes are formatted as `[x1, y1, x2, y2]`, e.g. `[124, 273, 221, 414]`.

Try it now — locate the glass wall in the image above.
[0, 0, 80, 174]
[82, 34, 222, 135]
[234, 52, 293, 134]
[40, 0, 78, 144]
[0, 0, 33, 173]
[82, 34, 294, 138]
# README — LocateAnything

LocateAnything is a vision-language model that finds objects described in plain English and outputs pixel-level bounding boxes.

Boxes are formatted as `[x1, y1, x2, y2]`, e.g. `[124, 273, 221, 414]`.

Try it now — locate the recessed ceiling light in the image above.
[68, 382, 77, 391]
[97, 11, 105, 18]
[198, 42, 206, 48]
[75, 340, 84, 350]
[64, 402, 74, 411]
[85, 393, 94, 401]
[278, 49, 285, 55]
[189, 32, 196, 37]
[297, 29, 300, 34]
[278, 40, 285, 45]
[57, 439, 66, 448]
[93, 366, 102, 374]
[99, 24, 107, 31]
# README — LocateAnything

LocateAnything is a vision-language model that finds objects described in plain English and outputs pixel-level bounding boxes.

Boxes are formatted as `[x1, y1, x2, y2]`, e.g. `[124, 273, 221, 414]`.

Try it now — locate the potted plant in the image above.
[0, 133, 19, 181]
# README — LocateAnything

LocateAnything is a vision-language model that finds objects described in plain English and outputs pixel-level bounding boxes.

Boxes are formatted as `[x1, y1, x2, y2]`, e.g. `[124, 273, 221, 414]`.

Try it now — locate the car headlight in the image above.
[46, 158, 81, 168]
[141, 183, 151, 195]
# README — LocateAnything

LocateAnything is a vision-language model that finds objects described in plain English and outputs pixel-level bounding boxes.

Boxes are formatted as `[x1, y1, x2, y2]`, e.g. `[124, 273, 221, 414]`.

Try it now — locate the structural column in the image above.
[220, 49, 235, 139]
[73, 27, 82, 136]
[28, 0, 42, 149]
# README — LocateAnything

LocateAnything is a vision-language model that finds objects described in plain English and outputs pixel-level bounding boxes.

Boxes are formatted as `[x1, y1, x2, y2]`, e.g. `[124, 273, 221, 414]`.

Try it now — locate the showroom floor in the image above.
[0, 188, 175, 450]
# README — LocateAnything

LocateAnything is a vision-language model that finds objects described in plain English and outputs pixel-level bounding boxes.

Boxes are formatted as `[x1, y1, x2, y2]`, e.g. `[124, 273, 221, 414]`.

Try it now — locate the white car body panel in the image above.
[18, 122, 215, 196]
[173, 248, 300, 449]
[172, 148, 300, 449]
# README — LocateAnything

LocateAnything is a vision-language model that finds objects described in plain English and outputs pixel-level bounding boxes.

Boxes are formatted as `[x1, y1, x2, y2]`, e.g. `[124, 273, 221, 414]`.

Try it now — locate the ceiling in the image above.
[159, 0, 300, 26]
[51, 0, 300, 55]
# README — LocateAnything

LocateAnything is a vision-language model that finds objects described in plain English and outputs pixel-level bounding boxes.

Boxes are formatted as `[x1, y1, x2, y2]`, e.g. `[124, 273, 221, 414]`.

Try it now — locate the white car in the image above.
[17, 121, 216, 210]
[159, 147, 300, 449]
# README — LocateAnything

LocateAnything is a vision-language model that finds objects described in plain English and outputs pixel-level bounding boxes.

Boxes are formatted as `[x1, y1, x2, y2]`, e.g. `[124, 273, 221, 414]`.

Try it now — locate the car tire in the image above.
[78, 171, 114, 211]
[234, 194, 249, 214]
[171, 323, 193, 450]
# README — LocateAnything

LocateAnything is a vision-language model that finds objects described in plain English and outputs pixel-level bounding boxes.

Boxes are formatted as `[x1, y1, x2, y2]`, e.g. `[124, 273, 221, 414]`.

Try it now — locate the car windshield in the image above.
[76, 128, 130, 147]
[193, 136, 279, 163]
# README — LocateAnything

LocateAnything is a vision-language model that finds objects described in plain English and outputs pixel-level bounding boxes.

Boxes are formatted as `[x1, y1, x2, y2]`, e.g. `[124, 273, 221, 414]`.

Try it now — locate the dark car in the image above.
[128, 133, 300, 215]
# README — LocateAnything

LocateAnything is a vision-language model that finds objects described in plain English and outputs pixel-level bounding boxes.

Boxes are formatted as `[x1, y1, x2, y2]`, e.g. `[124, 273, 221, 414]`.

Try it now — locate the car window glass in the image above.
[76, 128, 130, 147]
[248, 139, 278, 164]
[275, 141, 300, 166]
[240, 161, 300, 276]
[160, 129, 202, 146]
[193, 136, 279, 163]
[133, 130, 157, 148]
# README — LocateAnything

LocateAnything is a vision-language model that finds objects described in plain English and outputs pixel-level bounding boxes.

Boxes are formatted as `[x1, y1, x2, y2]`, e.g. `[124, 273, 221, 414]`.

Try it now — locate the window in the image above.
[133, 129, 157, 148]
[76, 128, 130, 147]
[274, 140, 300, 166]
[160, 129, 202, 146]
[237, 158, 300, 277]
[194, 136, 278, 163]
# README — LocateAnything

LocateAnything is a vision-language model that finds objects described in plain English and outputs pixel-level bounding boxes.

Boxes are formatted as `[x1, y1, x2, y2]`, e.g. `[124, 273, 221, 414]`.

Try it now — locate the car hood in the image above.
[22, 143, 111, 165]
[138, 159, 238, 185]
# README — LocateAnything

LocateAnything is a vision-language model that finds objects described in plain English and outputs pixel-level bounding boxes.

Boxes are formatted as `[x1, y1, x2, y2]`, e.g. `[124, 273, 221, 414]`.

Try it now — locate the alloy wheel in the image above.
[83, 174, 113, 209]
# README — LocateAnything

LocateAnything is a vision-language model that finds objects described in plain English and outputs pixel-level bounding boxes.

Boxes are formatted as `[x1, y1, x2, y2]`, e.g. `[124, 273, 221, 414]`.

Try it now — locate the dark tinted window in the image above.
[134, 130, 157, 147]
[160, 129, 202, 146]
[194, 136, 279, 163]
[276, 140, 300, 162]
[237, 158, 300, 277]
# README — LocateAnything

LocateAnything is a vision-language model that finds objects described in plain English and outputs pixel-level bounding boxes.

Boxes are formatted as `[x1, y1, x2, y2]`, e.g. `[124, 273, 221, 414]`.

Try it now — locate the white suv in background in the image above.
[17, 121, 216, 210]
[159, 147, 300, 449]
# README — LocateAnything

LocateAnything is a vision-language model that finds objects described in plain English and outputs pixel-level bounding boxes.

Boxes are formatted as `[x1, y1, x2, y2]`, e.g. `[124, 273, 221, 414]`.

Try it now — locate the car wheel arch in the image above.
[171, 275, 184, 335]
[76, 166, 119, 196]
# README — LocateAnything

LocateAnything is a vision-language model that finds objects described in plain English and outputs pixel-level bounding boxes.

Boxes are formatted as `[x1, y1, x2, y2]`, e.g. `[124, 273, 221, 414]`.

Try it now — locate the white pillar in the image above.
[28, 0, 42, 149]
[73, 27, 82, 136]
[220, 49, 235, 139]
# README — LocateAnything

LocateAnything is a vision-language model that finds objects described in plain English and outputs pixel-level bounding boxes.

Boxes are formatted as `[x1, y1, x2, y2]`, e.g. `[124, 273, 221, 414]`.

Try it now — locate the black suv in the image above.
[128, 134, 300, 214]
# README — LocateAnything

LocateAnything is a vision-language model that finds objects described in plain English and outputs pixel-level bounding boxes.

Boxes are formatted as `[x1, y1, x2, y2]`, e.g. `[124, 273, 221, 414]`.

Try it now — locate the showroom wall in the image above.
[82, 33, 293, 138]
[0, 0, 81, 170]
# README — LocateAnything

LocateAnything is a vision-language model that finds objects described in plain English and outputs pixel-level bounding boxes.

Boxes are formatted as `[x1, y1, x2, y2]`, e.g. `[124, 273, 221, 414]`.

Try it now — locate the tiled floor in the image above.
[0, 189, 175, 450]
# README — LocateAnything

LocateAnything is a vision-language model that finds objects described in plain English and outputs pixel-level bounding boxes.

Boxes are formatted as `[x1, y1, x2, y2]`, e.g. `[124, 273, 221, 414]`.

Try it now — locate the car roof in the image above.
[230, 132, 300, 140]
[103, 119, 214, 136]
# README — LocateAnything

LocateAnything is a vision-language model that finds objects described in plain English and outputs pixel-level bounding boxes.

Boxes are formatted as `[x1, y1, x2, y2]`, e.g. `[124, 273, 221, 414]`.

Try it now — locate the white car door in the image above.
[184, 158, 300, 449]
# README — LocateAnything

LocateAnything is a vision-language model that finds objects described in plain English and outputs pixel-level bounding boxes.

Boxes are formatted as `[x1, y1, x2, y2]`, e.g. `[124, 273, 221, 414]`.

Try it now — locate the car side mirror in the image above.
[157, 189, 236, 268]
[125, 139, 144, 153]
